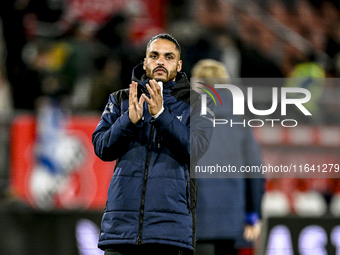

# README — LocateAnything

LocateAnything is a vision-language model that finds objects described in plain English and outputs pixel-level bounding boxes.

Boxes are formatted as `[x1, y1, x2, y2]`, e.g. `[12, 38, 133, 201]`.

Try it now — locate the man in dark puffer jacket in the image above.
[92, 34, 214, 255]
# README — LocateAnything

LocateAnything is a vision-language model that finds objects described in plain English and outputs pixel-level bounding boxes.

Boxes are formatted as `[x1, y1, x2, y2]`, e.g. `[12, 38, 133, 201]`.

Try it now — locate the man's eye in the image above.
[167, 56, 174, 59]
[151, 55, 157, 59]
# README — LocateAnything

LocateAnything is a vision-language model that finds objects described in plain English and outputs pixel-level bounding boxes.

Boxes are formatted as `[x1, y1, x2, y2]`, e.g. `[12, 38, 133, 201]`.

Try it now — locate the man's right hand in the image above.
[129, 81, 145, 124]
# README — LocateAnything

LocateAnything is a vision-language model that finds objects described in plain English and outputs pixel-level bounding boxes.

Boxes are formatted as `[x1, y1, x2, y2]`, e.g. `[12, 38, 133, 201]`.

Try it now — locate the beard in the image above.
[145, 65, 178, 83]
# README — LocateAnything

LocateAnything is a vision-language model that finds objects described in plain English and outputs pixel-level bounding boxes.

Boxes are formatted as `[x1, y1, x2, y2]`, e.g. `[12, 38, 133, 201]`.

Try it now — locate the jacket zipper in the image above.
[184, 167, 190, 211]
[137, 125, 155, 245]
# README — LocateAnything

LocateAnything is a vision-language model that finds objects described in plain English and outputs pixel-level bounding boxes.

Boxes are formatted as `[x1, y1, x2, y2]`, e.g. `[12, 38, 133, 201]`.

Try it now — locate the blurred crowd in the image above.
[0, 0, 339, 120]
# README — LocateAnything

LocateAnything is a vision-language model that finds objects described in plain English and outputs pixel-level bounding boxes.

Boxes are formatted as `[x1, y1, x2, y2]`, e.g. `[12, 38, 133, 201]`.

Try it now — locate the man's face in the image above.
[143, 39, 182, 83]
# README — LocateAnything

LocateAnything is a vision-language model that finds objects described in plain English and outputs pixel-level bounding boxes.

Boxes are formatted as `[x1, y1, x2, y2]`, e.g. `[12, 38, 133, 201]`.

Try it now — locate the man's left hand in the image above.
[142, 79, 163, 116]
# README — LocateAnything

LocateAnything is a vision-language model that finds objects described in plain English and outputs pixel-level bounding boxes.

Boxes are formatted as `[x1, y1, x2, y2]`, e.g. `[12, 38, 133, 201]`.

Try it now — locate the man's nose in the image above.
[157, 56, 164, 65]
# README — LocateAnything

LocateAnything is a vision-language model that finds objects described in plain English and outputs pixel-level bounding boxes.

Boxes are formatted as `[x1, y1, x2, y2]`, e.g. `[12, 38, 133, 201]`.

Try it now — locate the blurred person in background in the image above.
[191, 59, 264, 255]
[0, 67, 13, 119]
[89, 54, 124, 112]
[92, 33, 214, 255]
[0, 0, 42, 110]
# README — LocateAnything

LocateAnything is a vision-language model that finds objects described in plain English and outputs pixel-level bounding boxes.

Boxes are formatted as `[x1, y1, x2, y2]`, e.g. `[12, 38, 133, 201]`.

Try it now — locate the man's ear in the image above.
[177, 60, 182, 72]
[143, 58, 146, 70]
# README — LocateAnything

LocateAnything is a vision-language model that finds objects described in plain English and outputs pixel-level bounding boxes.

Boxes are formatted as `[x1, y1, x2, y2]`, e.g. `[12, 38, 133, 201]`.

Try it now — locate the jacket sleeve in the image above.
[92, 92, 144, 161]
[243, 127, 265, 221]
[150, 93, 214, 165]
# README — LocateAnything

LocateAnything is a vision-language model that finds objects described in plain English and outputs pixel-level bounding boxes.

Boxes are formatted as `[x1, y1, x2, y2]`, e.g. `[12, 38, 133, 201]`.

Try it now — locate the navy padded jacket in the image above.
[92, 64, 213, 251]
